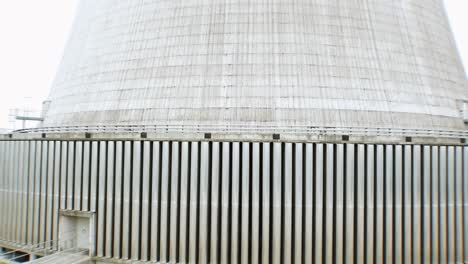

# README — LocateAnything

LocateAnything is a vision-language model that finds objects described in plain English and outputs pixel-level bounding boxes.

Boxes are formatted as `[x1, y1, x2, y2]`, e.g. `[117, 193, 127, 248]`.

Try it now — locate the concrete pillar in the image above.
[29, 253, 38, 261]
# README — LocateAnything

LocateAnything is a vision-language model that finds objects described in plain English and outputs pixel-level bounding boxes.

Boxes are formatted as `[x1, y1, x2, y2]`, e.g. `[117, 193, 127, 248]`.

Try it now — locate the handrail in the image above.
[0, 230, 78, 261]
[28, 247, 88, 264]
[12, 124, 468, 139]
[0, 239, 54, 257]
[7, 252, 30, 261]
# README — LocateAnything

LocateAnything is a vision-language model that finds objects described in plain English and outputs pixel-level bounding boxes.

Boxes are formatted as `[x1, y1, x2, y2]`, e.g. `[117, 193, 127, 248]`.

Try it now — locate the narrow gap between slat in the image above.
[301, 144, 306, 264]
[268, 142, 274, 264]
[363, 145, 368, 264]
[165, 142, 173, 262]
[373, 146, 378, 264]
[147, 142, 154, 261]
[258, 143, 264, 264]
[382, 146, 387, 264]
[176, 142, 183, 263]
[184, 142, 192, 264]
[118, 142, 125, 259]
[195, 142, 202, 264]
[216, 143, 224, 264]
[312, 144, 317, 264]
[321, 145, 327, 264]
[291, 144, 296, 264]
[156, 142, 163, 261]
[280, 143, 285, 264]
[128, 142, 133, 259]
[248, 143, 253, 264]
[138, 142, 145, 260]
[227, 142, 233, 264]
[237, 143, 243, 264]
[332, 144, 338, 264]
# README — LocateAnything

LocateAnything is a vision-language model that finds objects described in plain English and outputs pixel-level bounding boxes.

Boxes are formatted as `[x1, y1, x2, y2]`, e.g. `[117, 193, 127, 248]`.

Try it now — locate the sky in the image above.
[0, 1, 466, 129]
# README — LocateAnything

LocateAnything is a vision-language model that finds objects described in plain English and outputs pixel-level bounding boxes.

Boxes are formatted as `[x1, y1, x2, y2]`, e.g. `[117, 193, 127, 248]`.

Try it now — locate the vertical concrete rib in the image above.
[52, 141, 61, 247]
[431, 146, 440, 263]
[241, 142, 251, 264]
[422, 146, 431, 263]
[97, 141, 107, 257]
[45, 141, 55, 247]
[439, 146, 447, 263]
[32, 141, 42, 246]
[230, 142, 240, 264]
[90, 141, 98, 212]
[82, 142, 90, 212]
[59, 142, 67, 211]
[356, 144, 365, 263]
[335, 144, 345, 264]
[15, 141, 24, 245]
[140, 141, 151, 261]
[447, 146, 456, 263]
[210, 142, 221, 264]
[272, 142, 282, 264]
[38, 141, 48, 245]
[188, 142, 200, 263]
[463, 146, 468, 263]
[403, 145, 412, 264]
[455, 146, 464, 263]
[394, 145, 404, 263]
[251, 142, 261, 264]
[169, 142, 181, 263]
[6, 141, 13, 243]
[121, 141, 131, 260]
[315, 144, 324, 264]
[150, 142, 161, 262]
[74, 141, 83, 211]
[10, 141, 18, 244]
[294, 143, 304, 264]
[375, 145, 385, 264]
[220, 142, 231, 264]
[66, 141, 74, 210]
[131, 141, 142, 260]
[283, 143, 292, 264]
[304, 143, 314, 264]
[365, 145, 375, 264]
[2, 141, 8, 242]
[159, 141, 170, 262]
[178, 142, 189, 263]
[0, 141, 7, 241]
[324, 144, 334, 264]
[344, 144, 355, 264]
[105, 141, 115, 258]
[0, 141, 4, 240]
[384, 145, 394, 264]
[199, 142, 210, 263]
[412, 145, 422, 264]
[26, 141, 36, 245]
[22, 141, 31, 246]
[113, 141, 123, 259]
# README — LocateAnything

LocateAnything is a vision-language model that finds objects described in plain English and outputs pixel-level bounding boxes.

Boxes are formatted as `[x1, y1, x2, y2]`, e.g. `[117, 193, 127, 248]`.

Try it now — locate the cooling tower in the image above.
[1, 1, 468, 263]
[43, 0, 467, 131]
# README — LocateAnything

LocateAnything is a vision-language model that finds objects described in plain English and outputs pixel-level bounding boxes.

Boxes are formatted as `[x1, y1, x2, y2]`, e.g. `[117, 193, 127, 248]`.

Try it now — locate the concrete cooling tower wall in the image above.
[1, 1, 467, 263]
[42, 0, 467, 131]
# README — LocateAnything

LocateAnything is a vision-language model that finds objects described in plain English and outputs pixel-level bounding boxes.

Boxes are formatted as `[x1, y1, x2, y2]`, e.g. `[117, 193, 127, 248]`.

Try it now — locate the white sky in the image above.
[0, 0, 466, 129]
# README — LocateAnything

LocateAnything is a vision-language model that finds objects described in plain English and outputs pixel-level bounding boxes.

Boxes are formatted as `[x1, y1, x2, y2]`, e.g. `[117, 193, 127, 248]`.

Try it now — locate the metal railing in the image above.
[0, 231, 80, 263]
[13, 124, 468, 139]
[28, 247, 89, 264]
[0, 240, 57, 263]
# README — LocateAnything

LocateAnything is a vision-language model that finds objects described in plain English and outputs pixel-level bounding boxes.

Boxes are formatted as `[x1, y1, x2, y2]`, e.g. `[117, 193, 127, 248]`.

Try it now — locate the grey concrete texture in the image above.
[43, 0, 468, 131]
